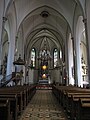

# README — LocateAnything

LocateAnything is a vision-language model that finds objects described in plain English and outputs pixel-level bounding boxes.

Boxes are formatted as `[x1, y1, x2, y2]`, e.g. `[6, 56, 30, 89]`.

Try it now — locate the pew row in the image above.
[76, 98, 90, 120]
[52, 85, 90, 120]
[0, 99, 12, 120]
[0, 85, 36, 120]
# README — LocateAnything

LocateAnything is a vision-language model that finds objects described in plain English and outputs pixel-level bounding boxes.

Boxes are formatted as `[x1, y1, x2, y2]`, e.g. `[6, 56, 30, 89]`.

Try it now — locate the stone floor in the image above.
[19, 90, 68, 120]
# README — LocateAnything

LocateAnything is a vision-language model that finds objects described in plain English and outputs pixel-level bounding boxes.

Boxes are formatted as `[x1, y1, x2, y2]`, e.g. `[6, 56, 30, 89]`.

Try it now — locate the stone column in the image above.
[71, 37, 78, 86]
[0, 17, 7, 74]
[83, 18, 90, 85]
[0, 0, 5, 73]
[6, 30, 15, 75]
[65, 37, 71, 85]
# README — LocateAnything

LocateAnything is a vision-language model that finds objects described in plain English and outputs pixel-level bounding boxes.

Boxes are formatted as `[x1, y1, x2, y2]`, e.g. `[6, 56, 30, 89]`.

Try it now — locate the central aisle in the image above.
[19, 90, 68, 120]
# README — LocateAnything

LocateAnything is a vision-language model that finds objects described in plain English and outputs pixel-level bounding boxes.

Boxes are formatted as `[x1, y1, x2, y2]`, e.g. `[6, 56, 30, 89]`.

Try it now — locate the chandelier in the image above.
[42, 65, 47, 70]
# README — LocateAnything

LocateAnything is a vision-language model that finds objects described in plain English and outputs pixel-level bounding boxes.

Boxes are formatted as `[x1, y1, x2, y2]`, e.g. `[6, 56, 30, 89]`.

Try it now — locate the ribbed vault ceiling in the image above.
[5, 0, 85, 57]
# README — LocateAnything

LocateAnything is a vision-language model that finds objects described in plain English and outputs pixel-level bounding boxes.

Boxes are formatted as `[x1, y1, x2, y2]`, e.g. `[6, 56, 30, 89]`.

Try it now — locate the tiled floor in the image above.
[19, 90, 68, 120]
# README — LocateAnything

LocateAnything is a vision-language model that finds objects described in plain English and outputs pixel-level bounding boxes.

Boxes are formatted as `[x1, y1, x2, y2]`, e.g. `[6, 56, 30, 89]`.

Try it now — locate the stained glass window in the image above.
[60, 50, 62, 59]
[31, 48, 36, 67]
[54, 48, 58, 68]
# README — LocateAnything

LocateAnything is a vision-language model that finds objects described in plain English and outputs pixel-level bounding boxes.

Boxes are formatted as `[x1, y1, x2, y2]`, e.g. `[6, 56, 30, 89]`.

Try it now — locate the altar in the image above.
[36, 79, 52, 90]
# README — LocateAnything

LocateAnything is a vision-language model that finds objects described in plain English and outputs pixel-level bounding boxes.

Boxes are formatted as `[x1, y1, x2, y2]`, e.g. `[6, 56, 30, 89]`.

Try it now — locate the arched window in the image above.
[54, 48, 58, 68]
[31, 48, 36, 68]
[60, 49, 62, 59]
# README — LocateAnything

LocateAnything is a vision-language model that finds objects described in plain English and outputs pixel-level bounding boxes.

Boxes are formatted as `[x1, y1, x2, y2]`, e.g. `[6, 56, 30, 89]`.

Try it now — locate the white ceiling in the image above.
[4, 0, 85, 57]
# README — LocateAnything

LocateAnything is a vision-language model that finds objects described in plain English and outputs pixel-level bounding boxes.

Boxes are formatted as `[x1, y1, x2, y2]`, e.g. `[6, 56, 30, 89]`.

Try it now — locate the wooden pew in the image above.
[76, 98, 90, 120]
[52, 85, 78, 107]
[8, 85, 36, 106]
[0, 94, 18, 120]
[70, 94, 90, 120]
[0, 90, 23, 115]
[63, 90, 90, 118]
[0, 85, 36, 120]
[8, 86, 27, 109]
[0, 99, 12, 120]
[52, 85, 90, 120]
[27, 85, 36, 102]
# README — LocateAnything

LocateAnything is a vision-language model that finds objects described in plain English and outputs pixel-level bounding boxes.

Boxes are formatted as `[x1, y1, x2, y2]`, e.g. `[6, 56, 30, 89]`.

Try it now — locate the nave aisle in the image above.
[19, 90, 68, 120]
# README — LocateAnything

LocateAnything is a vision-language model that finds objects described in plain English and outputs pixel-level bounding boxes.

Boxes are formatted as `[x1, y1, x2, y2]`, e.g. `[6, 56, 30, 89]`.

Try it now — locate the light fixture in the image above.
[42, 65, 47, 70]
[42, 73, 47, 79]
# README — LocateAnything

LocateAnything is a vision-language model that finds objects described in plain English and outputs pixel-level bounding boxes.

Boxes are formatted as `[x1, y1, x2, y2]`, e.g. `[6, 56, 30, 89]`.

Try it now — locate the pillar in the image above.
[83, 18, 90, 86]
[71, 37, 78, 86]
[6, 31, 15, 75]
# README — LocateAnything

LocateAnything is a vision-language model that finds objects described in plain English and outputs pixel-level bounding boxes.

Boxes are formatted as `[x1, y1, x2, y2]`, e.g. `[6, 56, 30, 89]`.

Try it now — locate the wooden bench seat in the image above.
[0, 85, 34, 110]
[52, 85, 90, 120]
[0, 99, 12, 120]
[69, 94, 90, 120]
[0, 94, 18, 120]
[63, 90, 90, 118]
[0, 85, 36, 120]
[0, 90, 23, 114]
[76, 98, 90, 120]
